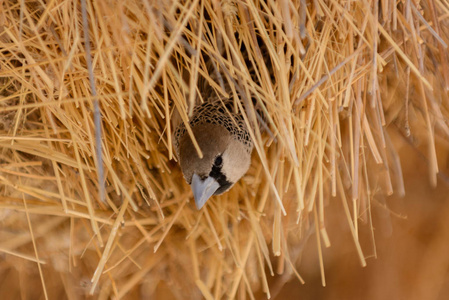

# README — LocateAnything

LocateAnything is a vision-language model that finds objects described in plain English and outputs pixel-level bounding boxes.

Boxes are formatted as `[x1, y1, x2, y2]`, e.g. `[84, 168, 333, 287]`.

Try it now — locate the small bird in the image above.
[173, 33, 274, 210]
[174, 88, 254, 209]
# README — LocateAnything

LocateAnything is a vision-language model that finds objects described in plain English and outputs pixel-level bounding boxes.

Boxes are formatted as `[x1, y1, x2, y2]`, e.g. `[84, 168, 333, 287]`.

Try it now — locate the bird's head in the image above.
[178, 123, 252, 209]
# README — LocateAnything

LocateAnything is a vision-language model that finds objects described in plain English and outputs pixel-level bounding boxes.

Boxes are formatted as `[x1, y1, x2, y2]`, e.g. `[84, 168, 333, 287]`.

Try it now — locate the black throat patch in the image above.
[209, 164, 232, 195]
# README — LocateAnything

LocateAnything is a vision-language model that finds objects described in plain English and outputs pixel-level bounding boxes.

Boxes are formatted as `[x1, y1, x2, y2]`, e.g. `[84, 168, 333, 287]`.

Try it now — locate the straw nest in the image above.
[1, 0, 448, 299]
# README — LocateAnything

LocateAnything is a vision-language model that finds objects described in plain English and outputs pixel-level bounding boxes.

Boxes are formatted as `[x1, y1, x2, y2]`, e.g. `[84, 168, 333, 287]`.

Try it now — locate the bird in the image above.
[173, 55, 257, 210]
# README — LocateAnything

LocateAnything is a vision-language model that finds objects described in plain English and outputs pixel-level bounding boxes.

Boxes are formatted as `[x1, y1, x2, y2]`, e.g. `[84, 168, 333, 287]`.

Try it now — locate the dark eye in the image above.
[214, 155, 223, 167]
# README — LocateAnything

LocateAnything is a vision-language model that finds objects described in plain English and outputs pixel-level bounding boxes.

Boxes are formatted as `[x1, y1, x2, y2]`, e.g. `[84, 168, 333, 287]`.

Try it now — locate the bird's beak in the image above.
[191, 173, 219, 209]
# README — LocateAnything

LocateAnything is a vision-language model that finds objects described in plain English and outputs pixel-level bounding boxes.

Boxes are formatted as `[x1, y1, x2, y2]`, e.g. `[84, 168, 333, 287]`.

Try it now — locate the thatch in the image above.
[0, 0, 448, 299]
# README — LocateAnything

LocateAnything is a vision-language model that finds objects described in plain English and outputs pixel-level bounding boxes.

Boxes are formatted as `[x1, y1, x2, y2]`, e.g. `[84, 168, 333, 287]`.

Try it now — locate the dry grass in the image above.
[0, 0, 448, 299]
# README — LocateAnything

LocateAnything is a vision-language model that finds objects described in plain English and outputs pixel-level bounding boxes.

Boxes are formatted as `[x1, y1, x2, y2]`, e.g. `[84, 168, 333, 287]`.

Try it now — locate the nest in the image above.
[1, 0, 448, 299]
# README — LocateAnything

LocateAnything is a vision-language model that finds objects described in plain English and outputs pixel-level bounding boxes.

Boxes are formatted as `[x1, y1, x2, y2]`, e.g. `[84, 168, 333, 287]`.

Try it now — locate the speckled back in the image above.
[173, 96, 254, 158]
[174, 42, 273, 159]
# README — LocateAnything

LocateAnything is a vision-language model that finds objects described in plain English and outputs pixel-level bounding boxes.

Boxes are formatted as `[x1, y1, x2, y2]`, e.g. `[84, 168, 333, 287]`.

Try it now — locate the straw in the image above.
[0, 0, 448, 298]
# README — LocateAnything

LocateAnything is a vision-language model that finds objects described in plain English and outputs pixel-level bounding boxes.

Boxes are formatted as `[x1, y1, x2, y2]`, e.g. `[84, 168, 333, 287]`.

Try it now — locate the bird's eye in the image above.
[214, 155, 223, 167]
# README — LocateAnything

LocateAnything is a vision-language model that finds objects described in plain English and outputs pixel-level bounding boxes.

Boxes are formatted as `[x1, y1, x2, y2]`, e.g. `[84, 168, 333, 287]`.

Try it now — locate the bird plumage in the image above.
[174, 92, 254, 209]
[173, 37, 271, 209]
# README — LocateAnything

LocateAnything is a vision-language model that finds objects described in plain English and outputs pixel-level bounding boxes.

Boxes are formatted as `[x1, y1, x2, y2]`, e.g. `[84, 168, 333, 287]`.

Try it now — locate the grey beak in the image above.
[191, 173, 220, 209]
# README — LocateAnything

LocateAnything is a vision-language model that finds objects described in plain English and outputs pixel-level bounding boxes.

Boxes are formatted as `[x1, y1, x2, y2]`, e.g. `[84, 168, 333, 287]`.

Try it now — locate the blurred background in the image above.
[272, 128, 449, 300]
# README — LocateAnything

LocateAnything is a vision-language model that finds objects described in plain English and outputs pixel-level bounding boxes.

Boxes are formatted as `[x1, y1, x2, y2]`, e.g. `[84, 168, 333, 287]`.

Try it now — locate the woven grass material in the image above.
[0, 0, 448, 299]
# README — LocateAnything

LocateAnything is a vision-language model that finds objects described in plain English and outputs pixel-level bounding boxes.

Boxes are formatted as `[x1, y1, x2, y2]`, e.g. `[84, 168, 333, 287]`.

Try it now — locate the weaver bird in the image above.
[173, 31, 274, 209]
[172, 38, 270, 210]
[174, 88, 254, 209]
